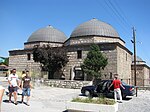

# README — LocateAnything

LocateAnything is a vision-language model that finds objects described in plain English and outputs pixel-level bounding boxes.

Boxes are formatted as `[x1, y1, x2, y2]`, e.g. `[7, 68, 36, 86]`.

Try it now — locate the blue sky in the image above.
[0, 0, 150, 66]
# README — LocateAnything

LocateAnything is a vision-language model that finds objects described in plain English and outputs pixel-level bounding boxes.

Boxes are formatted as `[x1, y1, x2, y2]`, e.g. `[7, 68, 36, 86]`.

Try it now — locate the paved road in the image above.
[118, 90, 150, 112]
[0, 77, 80, 112]
[2, 87, 80, 112]
[2, 87, 81, 112]
[1, 77, 150, 112]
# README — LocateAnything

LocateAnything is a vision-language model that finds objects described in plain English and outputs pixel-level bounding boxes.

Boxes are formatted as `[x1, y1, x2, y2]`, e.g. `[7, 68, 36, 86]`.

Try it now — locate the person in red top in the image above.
[108, 74, 125, 103]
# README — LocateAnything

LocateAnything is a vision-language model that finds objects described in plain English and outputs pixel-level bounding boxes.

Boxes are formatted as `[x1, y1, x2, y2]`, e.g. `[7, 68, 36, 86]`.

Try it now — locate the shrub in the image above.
[72, 97, 115, 105]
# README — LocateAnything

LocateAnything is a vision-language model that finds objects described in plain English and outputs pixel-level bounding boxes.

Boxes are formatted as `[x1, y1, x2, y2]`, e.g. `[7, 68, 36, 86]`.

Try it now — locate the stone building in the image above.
[9, 18, 132, 82]
[9, 25, 67, 78]
[131, 56, 150, 86]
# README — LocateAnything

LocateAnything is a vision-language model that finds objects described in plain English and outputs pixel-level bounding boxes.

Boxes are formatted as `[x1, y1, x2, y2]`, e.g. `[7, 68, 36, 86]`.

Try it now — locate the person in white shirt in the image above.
[8, 69, 20, 105]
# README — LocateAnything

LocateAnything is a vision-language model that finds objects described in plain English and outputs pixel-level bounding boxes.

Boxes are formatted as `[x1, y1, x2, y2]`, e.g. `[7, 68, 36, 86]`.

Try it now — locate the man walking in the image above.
[8, 68, 19, 105]
[21, 70, 31, 106]
[108, 74, 125, 103]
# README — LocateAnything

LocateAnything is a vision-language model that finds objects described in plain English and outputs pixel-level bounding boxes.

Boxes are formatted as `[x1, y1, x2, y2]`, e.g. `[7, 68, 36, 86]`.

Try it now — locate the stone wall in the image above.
[24, 41, 63, 49]
[9, 50, 41, 77]
[9, 36, 132, 82]
[63, 45, 90, 80]
[144, 66, 150, 86]
[117, 46, 132, 83]
[131, 64, 150, 86]
[131, 65, 144, 86]
[63, 43, 118, 80]
[64, 36, 94, 46]
[64, 35, 131, 82]
[44, 80, 91, 89]
[64, 36, 125, 46]
[94, 36, 125, 46]
[101, 46, 117, 79]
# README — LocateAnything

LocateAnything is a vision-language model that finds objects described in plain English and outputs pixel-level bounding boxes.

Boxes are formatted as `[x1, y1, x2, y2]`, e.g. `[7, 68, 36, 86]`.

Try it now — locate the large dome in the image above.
[27, 25, 67, 43]
[70, 18, 119, 38]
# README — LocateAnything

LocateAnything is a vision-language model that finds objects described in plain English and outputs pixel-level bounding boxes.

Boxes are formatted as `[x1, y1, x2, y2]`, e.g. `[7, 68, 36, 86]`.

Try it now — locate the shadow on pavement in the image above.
[3, 100, 28, 105]
[79, 94, 84, 96]
[63, 110, 68, 112]
[63, 110, 87, 112]
[123, 97, 132, 101]
[3, 100, 11, 103]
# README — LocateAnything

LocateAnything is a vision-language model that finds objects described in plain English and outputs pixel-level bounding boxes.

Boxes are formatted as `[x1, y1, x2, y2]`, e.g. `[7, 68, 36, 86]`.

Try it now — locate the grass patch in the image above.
[72, 97, 115, 105]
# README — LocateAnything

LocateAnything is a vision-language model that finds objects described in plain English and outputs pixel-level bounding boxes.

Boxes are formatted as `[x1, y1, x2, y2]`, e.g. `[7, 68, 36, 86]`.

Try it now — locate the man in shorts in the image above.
[8, 68, 20, 105]
[21, 70, 31, 106]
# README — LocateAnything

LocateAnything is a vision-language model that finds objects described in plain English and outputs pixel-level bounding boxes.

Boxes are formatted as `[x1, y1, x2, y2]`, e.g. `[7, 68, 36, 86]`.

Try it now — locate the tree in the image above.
[0, 57, 9, 66]
[3, 58, 9, 66]
[33, 45, 69, 79]
[81, 44, 108, 80]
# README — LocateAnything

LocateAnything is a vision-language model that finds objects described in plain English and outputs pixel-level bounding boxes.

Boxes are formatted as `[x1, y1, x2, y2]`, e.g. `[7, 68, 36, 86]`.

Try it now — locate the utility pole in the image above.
[133, 27, 137, 86]
[132, 27, 137, 96]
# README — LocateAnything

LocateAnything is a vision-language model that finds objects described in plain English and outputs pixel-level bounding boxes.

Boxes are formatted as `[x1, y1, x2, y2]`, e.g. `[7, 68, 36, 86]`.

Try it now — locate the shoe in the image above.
[26, 103, 30, 106]
[14, 102, 18, 105]
[118, 101, 122, 103]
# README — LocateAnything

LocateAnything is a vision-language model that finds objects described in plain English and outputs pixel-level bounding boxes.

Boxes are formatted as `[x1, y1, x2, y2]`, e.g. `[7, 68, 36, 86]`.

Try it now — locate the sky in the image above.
[0, 0, 150, 66]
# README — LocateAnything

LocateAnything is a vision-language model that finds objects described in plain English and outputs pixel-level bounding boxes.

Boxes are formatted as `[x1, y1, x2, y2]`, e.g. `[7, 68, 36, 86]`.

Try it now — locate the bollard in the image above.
[136, 86, 138, 97]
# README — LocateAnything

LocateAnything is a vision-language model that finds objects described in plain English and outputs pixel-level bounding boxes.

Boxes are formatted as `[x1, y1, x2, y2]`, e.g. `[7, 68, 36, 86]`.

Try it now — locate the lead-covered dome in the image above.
[70, 18, 119, 38]
[27, 25, 67, 43]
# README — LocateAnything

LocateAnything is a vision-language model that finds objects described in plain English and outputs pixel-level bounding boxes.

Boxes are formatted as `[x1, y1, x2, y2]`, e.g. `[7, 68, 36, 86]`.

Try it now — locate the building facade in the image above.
[9, 19, 132, 83]
[131, 56, 150, 86]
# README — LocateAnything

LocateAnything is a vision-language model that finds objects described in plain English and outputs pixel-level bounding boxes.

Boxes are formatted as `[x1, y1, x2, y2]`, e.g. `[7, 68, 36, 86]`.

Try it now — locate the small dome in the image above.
[70, 18, 119, 38]
[136, 56, 143, 62]
[27, 25, 67, 43]
[132, 56, 145, 62]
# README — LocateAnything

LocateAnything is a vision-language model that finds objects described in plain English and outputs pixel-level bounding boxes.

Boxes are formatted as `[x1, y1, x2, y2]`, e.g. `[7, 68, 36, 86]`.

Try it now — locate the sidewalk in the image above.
[1, 85, 80, 112]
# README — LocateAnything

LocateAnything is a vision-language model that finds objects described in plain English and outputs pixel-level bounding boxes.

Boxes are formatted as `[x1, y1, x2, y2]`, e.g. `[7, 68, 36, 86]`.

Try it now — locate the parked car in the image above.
[81, 80, 135, 99]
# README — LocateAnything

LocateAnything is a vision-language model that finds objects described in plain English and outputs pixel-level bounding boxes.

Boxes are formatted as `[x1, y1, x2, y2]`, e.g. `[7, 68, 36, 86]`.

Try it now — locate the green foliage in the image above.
[0, 57, 9, 66]
[81, 44, 108, 79]
[32, 45, 69, 77]
[72, 97, 115, 105]
[4, 58, 9, 66]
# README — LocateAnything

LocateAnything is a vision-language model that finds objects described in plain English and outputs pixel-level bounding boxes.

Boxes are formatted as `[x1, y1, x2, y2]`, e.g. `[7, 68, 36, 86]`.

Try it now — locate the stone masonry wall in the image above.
[131, 65, 150, 86]
[63, 47, 88, 80]
[24, 42, 63, 49]
[101, 48, 117, 79]
[144, 67, 150, 86]
[63, 44, 118, 80]
[94, 36, 125, 46]
[64, 36, 125, 47]
[117, 46, 132, 84]
[131, 65, 144, 86]
[9, 51, 41, 77]
[44, 80, 91, 89]
[64, 36, 94, 46]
